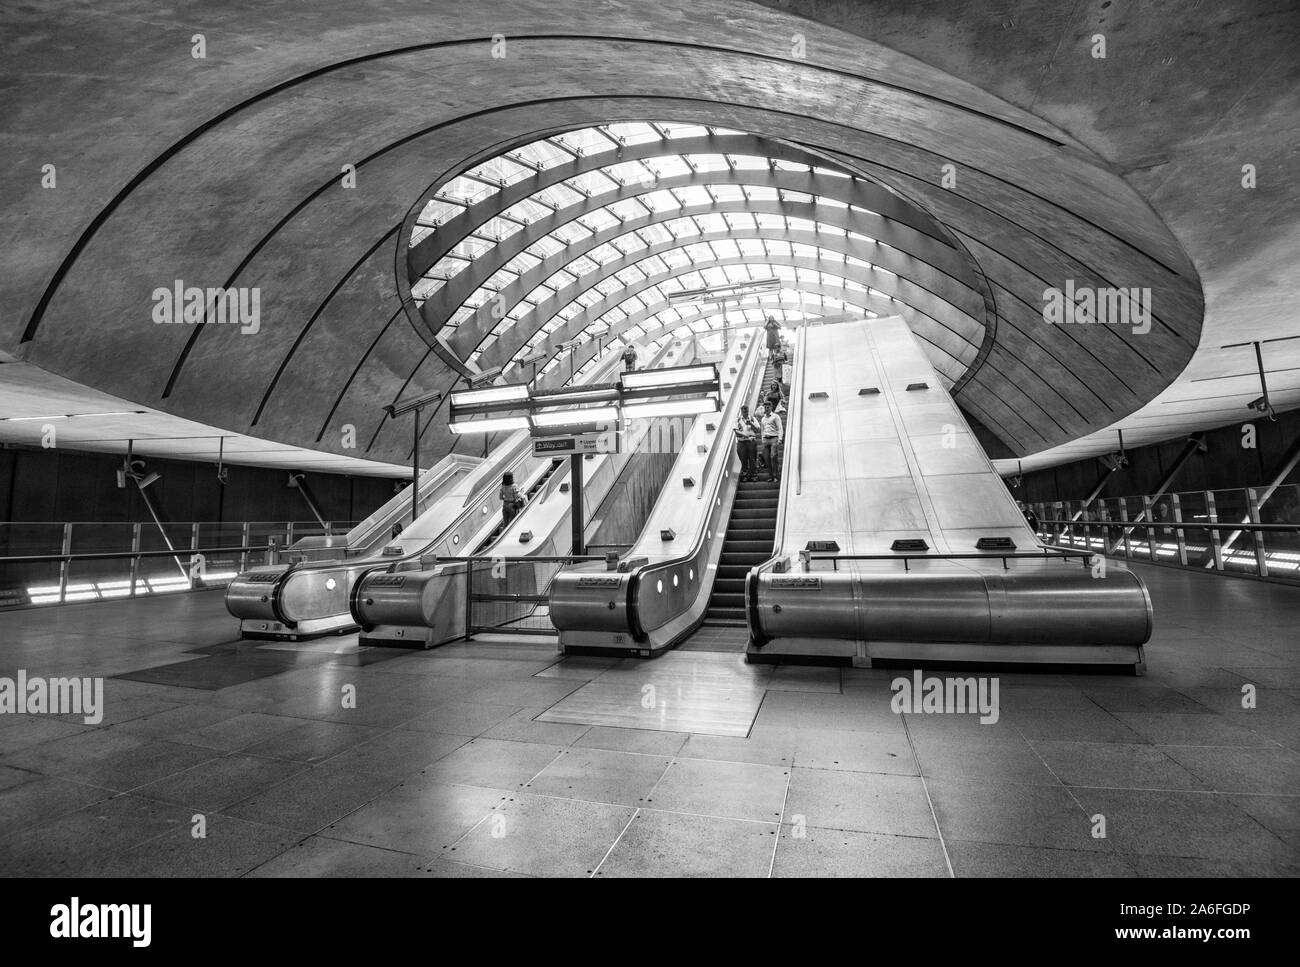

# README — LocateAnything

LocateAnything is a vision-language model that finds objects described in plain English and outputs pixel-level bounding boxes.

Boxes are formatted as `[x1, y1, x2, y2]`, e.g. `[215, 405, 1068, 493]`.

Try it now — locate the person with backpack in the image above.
[621, 342, 638, 372]
[759, 402, 783, 482]
[500, 471, 525, 525]
[734, 405, 760, 482]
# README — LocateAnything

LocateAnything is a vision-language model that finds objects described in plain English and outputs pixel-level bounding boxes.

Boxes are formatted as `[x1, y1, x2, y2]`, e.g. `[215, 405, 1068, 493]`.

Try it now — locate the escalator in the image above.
[472, 458, 565, 554]
[707, 478, 779, 623]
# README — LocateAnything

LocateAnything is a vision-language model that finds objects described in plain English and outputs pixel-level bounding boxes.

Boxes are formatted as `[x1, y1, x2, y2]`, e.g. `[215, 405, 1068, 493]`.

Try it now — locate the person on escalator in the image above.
[735, 405, 759, 482]
[500, 471, 525, 526]
[765, 380, 784, 411]
[759, 402, 783, 483]
[764, 315, 781, 355]
[621, 343, 638, 372]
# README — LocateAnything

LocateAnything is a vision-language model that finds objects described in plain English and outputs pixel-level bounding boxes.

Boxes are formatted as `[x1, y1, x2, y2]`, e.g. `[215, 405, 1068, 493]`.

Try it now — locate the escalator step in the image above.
[707, 607, 748, 622]
[710, 594, 745, 609]
[722, 541, 771, 553]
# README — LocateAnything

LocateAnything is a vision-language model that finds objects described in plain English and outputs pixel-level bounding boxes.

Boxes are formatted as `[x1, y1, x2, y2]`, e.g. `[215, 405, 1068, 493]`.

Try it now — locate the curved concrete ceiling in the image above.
[4, 0, 1290, 475]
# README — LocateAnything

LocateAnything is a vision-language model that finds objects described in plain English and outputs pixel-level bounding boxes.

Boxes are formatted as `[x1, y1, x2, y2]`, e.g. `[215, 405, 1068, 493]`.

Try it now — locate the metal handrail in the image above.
[0, 544, 275, 565]
[806, 548, 1092, 572]
[1037, 519, 1300, 532]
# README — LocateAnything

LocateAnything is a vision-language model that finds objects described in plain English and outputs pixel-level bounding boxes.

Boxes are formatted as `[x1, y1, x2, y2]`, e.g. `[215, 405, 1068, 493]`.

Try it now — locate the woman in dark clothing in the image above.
[764, 316, 781, 353]
[500, 471, 524, 525]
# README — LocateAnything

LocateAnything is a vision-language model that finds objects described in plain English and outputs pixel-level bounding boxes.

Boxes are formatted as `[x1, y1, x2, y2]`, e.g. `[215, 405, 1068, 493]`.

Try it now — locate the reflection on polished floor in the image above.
[0, 563, 1297, 877]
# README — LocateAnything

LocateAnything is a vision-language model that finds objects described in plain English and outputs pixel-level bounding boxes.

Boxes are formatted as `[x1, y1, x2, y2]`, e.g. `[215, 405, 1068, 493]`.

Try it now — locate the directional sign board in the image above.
[533, 432, 620, 456]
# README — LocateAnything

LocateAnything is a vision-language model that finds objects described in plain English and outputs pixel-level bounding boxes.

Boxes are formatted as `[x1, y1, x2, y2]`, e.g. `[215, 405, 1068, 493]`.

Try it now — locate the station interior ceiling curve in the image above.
[2, 0, 1296, 475]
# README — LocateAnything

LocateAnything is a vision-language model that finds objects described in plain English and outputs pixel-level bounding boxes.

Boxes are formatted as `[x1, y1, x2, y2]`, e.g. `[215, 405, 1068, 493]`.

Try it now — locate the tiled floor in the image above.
[0, 563, 1297, 877]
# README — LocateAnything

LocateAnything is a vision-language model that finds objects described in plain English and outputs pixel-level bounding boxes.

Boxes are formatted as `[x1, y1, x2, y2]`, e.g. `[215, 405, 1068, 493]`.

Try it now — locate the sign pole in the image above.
[570, 453, 584, 556]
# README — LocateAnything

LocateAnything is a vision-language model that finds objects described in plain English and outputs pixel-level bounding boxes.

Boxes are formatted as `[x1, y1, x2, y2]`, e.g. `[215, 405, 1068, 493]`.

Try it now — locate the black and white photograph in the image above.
[0, 0, 1294, 929]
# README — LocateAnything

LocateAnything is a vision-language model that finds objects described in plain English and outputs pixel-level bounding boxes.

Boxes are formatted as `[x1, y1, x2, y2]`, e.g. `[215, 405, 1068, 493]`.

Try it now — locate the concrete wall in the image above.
[0, 445, 397, 526]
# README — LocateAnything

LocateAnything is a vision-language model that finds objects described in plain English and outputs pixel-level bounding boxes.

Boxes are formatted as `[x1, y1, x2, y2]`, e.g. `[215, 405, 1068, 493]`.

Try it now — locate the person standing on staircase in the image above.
[759, 401, 783, 482]
[764, 315, 781, 355]
[735, 405, 759, 482]
[499, 471, 525, 526]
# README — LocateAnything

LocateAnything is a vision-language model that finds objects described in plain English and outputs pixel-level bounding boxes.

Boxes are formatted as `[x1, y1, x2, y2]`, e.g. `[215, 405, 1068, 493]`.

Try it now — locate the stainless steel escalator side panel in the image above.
[351, 563, 469, 649]
[753, 562, 1152, 647]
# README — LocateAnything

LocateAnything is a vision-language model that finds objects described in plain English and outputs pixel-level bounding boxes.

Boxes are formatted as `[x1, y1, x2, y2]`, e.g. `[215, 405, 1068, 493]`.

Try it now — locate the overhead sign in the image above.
[533, 432, 620, 456]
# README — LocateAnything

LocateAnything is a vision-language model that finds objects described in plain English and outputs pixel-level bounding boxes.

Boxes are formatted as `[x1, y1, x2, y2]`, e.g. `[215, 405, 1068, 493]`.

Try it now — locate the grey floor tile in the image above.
[575, 726, 689, 757]
[238, 719, 388, 764]
[524, 747, 671, 806]
[596, 808, 775, 877]
[947, 841, 1130, 877]
[131, 753, 309, 812]
[397, 700, 522, 737]
[324, 780, 507, 854]
[245, 836, 430, 877]
[320, 728, 469, 781]
[927, 778, 1106, 852]
[1029, 740, 1209, 790]
[89, 814, 304, 877]
[424, 857, 531, 877]
[447, 793, 635, 877]
[0, 775, 115, 833]
[1110, 711, 1279, 747]
[419, 738, 565, 790]
[647, 757, 789, 823]
[220, 762, 400, 833]
[784, 767, 937, 838]
[773, 825, 948, 877]
[911, 733, 1060, 786]
[66, 738, 219, 792]
[0, 794, 192, 875]
[1072, 788, 1290, 863]
[1159, 745, 1300, 795]
[480, 707, 591, 746]
[789, 727, 917, 775]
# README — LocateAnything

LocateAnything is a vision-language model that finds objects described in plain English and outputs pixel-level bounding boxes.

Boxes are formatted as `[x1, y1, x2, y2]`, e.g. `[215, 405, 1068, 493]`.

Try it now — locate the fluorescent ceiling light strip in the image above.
[448, 415, 531, 435]
[623, 397, 720, 419]
[532, 406, 618, 427]
[621, 365, 716, 390]
[449, 384, 529, 407]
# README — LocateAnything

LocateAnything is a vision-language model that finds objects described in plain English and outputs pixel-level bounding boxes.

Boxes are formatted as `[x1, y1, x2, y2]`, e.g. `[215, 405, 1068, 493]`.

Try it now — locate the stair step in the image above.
[710, 592, 746, 608]
[720, 553, 770, 567]
[721, 540, 771, 553]
[706, 608, 748, 622]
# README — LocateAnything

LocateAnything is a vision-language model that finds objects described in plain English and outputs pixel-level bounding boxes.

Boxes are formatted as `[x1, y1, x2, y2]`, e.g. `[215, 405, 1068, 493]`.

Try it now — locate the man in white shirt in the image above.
[759, 402, 783, 482]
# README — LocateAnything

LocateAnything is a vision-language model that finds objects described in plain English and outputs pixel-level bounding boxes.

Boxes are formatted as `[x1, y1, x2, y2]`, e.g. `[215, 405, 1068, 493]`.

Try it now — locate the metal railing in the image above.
[1029, 484, 1300, 583]
[803, 548, 1093, 573]
[0, 520, 354, 609]
[463, 554, 602, 636]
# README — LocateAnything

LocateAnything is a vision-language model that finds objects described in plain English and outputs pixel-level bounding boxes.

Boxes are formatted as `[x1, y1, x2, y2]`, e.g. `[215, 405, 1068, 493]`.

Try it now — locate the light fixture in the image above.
[466, 365, 504, 387]
[447, 415, 530, 435]
[449, 384, 529, 407]
[531, 406, 618, 428]
[620, 365, 715, 390]
[384, 390, 443, 418]
[623, 397, 719, 420]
